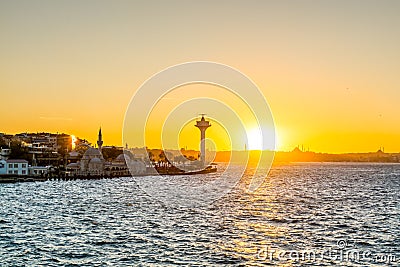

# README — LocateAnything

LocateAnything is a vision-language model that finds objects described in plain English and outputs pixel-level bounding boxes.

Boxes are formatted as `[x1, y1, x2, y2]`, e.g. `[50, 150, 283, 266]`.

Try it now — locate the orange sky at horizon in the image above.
[1, 1, 400, 153]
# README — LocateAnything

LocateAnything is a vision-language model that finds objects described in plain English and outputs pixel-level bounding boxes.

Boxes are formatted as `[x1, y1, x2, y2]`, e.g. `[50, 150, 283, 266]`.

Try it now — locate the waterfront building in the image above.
[5, 159, 29, 175]
[0, 159, 6, 175]
[66, 162, 80, 174]
[31, 136, 57, 153]
[80, 147, 105, 175]
[111, 151, 146, 175]
[67, 151, 80, 165]
[78, 129, 105, 175]
[29, 166, 49, 176]
[66, 129, 146, 176]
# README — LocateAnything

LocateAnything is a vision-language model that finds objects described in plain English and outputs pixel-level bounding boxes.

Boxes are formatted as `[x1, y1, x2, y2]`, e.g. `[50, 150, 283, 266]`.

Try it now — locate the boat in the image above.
[156, 165, 217, 176]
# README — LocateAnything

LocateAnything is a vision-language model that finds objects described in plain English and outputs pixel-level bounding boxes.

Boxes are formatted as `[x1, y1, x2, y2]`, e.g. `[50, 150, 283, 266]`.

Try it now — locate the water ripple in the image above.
[0, 163, 399, 266]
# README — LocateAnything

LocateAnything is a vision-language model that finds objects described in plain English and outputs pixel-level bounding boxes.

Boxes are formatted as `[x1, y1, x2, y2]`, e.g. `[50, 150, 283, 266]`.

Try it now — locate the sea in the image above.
[0, 163, 399, 266]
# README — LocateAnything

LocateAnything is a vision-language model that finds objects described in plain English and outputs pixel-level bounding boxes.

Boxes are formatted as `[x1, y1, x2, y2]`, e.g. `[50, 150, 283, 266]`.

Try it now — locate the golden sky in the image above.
[1, 1, 400, 153]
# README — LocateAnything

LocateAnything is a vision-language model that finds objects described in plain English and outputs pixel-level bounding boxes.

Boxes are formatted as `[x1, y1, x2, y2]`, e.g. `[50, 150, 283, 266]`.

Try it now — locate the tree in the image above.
[147, 151, 154, 162]
[102, 146, 122, 161]
[0, 137, 7, 148]
[159, 151, 166, 163]
[9, 140, 30, 161]
[74, 143, 89, 156]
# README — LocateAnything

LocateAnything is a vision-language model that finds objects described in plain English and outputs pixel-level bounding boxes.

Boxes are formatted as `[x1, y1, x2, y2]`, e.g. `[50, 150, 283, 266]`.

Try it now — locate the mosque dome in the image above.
[88, 156, 103, 173]
[124, 150, 135, 160]
[89, 157, 102, 164]
[115, 154, 127, 162]
[83, 147, 103, 159]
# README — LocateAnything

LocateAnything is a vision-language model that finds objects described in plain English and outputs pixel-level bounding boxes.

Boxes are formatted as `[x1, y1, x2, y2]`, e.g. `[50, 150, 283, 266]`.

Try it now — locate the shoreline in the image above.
[0, 165, 218, 184]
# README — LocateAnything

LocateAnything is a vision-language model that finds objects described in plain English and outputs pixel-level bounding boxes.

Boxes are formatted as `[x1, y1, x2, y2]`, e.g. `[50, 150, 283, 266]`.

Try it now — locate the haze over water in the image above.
[1, 163, 398, 266]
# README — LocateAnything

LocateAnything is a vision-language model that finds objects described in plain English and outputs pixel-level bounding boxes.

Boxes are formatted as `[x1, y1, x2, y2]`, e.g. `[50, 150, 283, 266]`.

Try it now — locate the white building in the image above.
[5, 159, 29, 176]
[29, 166, 50, 176]
[0, 159, 7, 175]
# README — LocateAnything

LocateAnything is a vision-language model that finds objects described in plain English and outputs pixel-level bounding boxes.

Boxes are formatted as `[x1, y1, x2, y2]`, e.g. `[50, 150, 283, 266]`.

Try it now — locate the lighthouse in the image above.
[195, 115, 211, 167]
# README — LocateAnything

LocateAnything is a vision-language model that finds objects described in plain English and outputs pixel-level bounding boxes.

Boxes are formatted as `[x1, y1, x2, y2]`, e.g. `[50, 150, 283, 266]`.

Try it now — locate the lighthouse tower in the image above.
[97, 127, 103, 151]
[195, 115, 211, 167]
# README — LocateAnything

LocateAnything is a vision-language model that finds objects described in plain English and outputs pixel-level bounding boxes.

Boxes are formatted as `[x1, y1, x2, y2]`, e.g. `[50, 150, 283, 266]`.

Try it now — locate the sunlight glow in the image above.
[246, 128, 263, 150]
[71, 135, 77, 150]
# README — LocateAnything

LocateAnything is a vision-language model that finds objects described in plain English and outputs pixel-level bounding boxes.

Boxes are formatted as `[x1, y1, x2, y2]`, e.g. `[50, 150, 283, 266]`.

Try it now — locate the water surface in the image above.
[0, 163, 398, 266]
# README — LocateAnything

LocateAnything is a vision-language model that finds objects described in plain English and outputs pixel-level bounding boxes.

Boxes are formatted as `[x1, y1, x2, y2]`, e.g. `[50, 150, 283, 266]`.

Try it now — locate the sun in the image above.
[246, 128, 263, 150]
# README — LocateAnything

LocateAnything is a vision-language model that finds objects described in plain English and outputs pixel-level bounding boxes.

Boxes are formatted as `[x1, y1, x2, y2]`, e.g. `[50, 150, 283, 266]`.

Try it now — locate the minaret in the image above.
[97, 127, 103, 151]
[195, 115, 211, 167]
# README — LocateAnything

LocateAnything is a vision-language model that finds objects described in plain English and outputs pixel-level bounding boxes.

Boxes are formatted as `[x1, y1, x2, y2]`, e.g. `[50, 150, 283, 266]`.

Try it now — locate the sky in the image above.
[1, 0, 400, 153]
